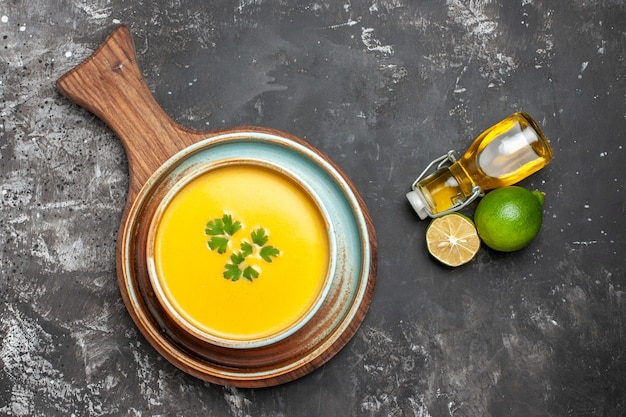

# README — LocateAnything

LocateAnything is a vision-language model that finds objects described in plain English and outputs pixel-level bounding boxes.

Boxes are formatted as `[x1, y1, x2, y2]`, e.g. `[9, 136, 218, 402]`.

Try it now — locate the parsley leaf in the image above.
[260, 245, 280, 263]
[243, 266, 259, 281]
[205, 218, 224, 236]
[222, 214, 242, 236]
[230, 251, 245, 265]
[251, 228, 269, 246]
[240, 241, 253, 257]
[208, 236, 229, 254]
[223, 263, 241, 281]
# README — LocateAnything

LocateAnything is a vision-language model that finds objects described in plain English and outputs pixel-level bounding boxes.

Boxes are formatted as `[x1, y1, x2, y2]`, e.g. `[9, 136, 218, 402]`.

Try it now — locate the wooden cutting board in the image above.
[56, 25, 377, 387]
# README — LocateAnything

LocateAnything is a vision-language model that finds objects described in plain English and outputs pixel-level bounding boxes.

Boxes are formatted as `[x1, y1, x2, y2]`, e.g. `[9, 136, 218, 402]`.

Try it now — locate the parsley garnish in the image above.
[205, 214, 241, 254]
[260, 245, 280, 263]
[251, 228, 269, 246]
[205, 214, 280, 282]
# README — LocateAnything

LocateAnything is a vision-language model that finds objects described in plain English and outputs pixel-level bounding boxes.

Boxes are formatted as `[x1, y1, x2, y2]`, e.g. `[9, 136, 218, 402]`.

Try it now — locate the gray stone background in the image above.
[1, 0, 624, 416]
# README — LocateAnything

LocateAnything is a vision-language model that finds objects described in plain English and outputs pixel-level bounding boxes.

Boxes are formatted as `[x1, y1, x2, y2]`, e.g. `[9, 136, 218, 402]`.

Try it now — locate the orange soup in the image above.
[149, 162, 331, 343]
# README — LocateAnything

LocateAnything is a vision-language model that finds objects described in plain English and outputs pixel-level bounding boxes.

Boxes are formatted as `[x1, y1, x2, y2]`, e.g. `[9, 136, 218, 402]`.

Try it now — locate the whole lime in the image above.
[474, 186, 544, 252]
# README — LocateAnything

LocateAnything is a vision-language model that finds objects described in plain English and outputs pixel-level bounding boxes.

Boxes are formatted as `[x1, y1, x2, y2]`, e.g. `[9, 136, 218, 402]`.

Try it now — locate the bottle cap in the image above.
[406, 190, 429, 220]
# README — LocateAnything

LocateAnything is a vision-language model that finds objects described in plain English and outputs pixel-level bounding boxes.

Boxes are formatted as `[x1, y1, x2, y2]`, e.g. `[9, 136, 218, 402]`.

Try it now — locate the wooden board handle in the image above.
[56, 25, 211, 197]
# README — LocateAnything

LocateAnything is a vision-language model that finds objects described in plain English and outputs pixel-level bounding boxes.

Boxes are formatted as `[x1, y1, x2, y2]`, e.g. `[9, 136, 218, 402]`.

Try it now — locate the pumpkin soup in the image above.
[148, 162, 332, 344]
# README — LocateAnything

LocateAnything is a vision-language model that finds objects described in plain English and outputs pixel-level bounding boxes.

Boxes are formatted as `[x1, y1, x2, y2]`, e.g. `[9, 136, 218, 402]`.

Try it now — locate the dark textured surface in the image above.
[1, 1, 625, 416]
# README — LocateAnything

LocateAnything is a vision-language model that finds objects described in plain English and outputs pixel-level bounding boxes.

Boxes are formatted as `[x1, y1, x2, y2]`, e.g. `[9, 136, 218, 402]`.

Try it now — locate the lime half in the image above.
[426, 213, 481, 267]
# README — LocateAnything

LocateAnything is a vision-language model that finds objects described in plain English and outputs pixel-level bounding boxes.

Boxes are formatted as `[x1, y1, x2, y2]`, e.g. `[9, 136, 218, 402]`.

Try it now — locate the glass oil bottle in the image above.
[407, 112, 553, 219]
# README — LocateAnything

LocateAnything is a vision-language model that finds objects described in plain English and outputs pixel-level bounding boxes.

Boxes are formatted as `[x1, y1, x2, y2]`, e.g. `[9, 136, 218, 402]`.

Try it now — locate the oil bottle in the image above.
[406, 112, 553, 219]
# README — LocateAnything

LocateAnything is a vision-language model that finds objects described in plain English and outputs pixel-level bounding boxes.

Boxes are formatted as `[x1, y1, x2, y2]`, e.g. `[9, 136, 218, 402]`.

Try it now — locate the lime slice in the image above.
[426, 213, 480, 267]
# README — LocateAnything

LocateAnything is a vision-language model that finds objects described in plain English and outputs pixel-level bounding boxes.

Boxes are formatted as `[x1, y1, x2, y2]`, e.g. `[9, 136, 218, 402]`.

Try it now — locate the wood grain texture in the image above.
[56, 26, 210, 200]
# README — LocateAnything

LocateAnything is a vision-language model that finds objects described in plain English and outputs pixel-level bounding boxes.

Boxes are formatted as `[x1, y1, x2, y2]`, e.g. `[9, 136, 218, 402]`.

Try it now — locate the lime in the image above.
[426, 213, 481, 267]
[474, 186, 544, 252]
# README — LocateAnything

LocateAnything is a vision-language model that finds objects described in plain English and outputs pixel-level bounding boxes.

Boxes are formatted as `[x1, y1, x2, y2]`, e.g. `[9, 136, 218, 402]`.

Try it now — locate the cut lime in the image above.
[426, 213, 481, 267]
